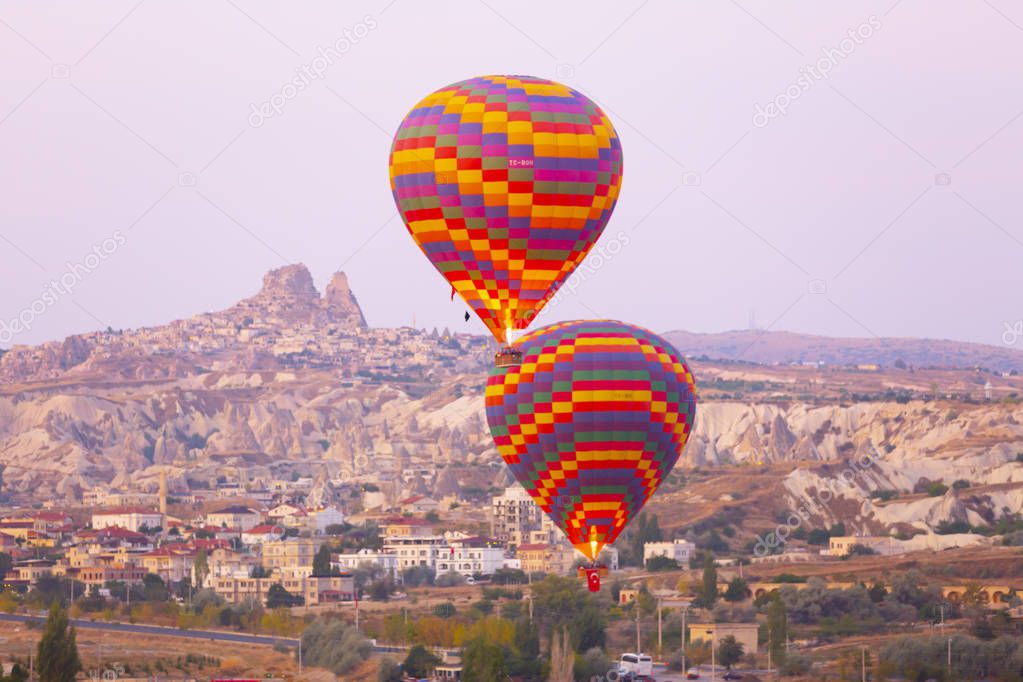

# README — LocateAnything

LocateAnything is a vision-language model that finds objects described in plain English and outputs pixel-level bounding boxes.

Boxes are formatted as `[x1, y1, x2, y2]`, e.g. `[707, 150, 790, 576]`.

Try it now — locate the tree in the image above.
[193, 549, 209, 589]
[646, 555, 680, 571]
[0, 552, 12, 578]
[806, 528, 830, 546]
[717, 635, 744, 670]
[433, 601, 456, 618]
[698, 554, 718, 607]
[369, 579, 392, 601]
[377, 657, 402, 682]
[37, 602, 81, 682]
[312, 544, 336, 577]
[301, 616, 372, 675]
[548, 628, 574, 682]
[0, 663, 28, 682]
[435, 570, 466, 587]
[402, 565, 435, 587]
[724, 577, 749, 602]
[766, 593, 787, 664]
[461, 637, 508, 682]
[403, 644, 441, 677]
[508, 617, 541, 679]
[530, 575, 606, 652]
[685, 639, 712, 666]
[575, 647, 611, 682]
[627, 512, 664, 566]
[266, 583, 302, 608]
[142, 573, 167, 602]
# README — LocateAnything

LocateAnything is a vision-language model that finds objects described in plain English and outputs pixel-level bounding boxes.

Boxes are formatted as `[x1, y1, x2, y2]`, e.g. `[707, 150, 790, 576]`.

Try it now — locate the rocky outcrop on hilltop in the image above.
[226, 264, 367, 329]
[324, 272, 367, 329]
[0, 264, 371, 385]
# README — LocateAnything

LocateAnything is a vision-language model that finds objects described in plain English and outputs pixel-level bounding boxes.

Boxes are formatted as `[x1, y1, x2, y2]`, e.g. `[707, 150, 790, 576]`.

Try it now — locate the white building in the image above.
[308, 506, 345, 535]
[643, 539, 696, 567]
[206, 505, 263, 532]
[435, 538, 507, 578]
[241, 523, 285, 546]
[331, 549, 399, 581]
[91, 508, 165, 533]
[826, 535, 901, 557]
[383, 534, 449, 571]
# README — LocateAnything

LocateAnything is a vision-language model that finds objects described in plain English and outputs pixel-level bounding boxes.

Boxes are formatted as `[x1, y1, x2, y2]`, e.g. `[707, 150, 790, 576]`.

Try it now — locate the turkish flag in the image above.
[586, 568, 601, 592]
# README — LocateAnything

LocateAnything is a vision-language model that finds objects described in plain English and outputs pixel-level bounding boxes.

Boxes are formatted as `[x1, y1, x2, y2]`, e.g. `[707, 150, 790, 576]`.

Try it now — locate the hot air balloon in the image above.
[388, 75, 624, 355]
[485, 320, 697, 588]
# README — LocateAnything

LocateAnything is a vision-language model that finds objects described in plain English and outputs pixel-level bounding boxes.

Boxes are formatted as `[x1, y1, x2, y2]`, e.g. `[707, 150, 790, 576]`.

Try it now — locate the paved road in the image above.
[0, 612, 298, 647]
[651, 664, 768, 681]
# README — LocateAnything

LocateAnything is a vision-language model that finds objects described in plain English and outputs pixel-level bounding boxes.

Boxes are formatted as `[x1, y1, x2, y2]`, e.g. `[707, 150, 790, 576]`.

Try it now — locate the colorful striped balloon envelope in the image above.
[389, 76, 623, 344]
[486, 320, 697, 561]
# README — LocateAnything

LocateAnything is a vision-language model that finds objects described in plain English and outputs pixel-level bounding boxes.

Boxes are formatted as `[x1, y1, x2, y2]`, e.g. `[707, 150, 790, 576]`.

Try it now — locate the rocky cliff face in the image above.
[324, 272, 367, 328]
[0, 368, 494, 500]
[683, 400, 1023, 533]
[228, 264, 367, 328]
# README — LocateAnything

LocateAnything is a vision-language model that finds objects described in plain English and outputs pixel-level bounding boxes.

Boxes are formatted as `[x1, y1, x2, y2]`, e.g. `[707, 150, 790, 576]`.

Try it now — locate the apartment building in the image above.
[491, 486, 542, 545]
[435, 537, 507, 578]
[261, 538, 323, 577]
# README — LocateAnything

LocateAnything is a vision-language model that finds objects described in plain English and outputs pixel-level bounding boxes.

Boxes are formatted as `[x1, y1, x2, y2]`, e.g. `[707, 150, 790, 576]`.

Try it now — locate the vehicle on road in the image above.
[619, 653, 654, 678]
[686, 670, 700, 680]
[723, 672, 744, 680]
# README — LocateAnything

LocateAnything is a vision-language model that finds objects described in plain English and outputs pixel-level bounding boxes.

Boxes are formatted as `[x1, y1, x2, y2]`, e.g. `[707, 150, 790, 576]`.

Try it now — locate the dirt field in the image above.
[0, 620, 380, 681]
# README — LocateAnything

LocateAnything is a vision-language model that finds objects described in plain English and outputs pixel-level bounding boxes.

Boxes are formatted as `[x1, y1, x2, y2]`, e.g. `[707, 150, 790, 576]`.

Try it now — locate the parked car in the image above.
[723, 672, 744, 680]
[686, 670, 701, 680]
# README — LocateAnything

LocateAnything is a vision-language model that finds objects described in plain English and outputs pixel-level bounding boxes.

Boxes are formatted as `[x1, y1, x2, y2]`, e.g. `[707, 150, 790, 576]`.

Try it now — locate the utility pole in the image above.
[861, 646, 866, 682]
[635, 605, 641, 653]
[681, 604, 688, 675]
[947, 637, 952, 674]
[939, 603, 945, 634]
[767, 626, 772, 675]
[528, 594, 533, 622]
[711, 636, 716, 682]
[298, 638, 303, 675]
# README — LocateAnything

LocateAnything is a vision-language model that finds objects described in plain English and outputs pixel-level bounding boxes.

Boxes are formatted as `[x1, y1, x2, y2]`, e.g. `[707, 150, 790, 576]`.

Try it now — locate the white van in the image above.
[619, 653, 653, 678]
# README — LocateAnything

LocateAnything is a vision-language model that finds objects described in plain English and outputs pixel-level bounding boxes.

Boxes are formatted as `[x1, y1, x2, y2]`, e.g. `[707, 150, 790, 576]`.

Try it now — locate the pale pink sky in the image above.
[1, 1, 1021, 348]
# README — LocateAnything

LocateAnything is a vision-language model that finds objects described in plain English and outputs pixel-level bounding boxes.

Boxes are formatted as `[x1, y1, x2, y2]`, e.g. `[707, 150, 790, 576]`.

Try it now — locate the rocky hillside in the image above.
[665, 329, 1023, 373]
[683, 400, 1023, 535]
[1, 268, 1021, 537]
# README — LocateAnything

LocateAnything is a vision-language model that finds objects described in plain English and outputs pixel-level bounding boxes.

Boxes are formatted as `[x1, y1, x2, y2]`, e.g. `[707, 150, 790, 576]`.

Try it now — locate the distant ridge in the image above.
[663, 329, 1023, 372]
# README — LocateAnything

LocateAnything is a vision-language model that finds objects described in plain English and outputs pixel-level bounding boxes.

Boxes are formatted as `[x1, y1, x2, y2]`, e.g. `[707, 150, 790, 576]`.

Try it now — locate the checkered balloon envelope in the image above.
[486, 320, 697, 561]
[389, 76, 624, 344]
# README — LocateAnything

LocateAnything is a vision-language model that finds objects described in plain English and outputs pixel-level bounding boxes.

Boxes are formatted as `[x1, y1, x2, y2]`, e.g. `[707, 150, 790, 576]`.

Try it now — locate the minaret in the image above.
[159, 470, 168, 516]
